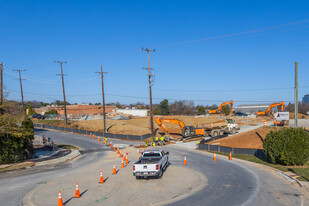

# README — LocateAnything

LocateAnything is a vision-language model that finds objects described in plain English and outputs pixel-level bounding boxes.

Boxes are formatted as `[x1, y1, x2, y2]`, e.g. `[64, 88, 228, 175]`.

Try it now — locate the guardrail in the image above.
[33, 124, 151, 141]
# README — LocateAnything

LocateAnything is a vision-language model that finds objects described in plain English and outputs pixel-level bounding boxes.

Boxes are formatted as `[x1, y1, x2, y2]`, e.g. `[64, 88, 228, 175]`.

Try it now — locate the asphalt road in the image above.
[0, 128, 306, 205]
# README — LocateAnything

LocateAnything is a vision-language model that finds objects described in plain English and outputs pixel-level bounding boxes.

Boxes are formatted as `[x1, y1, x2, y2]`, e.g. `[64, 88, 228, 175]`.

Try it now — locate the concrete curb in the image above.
[34, 150, 80, 166]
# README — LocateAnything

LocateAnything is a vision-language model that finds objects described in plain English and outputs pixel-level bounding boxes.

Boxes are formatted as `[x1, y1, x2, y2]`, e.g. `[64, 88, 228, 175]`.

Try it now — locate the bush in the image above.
[263, 128, 309, 165]
[0, 115, 34, 164]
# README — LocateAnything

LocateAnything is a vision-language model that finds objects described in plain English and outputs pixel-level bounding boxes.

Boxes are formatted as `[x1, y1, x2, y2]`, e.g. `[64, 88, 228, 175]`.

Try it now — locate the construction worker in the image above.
[104, 137, 108, 146]
[152, 142, 156, 147]
[155, 136, 159, 145]
[145, 142, 148, 147]
[160, 136, 165, 145]
[196, 141, 200, 148]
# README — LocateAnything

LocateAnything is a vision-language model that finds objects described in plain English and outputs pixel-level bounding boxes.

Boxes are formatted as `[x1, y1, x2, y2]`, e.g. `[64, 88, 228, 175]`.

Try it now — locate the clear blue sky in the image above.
[1, 0, 309, 106]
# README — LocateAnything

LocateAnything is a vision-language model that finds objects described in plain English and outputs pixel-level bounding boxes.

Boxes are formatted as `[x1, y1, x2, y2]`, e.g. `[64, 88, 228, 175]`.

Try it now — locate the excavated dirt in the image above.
[36, 115, 268, 136]
[208, 127, 280, 149]
[289, 112, 309, 119]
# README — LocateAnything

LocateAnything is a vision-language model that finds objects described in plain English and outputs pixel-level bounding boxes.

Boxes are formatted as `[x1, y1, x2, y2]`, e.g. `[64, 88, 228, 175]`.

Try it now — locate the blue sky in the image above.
[1, 0, 309, 106]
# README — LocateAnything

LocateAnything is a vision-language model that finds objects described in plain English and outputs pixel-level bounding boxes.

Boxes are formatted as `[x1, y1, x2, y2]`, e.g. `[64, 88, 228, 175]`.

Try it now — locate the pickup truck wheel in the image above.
[136, 176, 140, 180]
[158, 168, 163, 179]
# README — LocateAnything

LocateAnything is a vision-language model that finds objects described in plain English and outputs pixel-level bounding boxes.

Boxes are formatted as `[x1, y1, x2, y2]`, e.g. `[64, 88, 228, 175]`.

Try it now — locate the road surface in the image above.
[0, 128, 306, 205]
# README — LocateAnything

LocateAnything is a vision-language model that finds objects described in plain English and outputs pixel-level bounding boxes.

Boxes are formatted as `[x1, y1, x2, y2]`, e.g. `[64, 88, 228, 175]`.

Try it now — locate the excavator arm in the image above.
[266, 101, 285, 114]
[257, 101, 285, 116]
[154, 117, 186, 135]
[209, 100, 233, 114]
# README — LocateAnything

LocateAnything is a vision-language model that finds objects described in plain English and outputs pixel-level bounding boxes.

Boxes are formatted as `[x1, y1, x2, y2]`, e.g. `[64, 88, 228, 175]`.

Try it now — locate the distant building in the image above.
[234, 104, 271, 114]
[117, 109, 149, 117]
[303, 94, 309, 103]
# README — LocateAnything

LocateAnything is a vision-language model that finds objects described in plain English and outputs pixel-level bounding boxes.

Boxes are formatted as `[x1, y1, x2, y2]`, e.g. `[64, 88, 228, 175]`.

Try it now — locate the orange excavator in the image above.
[154, 117, 239, 140]
[256, 101, 285, 116]
[209, 100, 233, 114]
[154, 117, 204, 139]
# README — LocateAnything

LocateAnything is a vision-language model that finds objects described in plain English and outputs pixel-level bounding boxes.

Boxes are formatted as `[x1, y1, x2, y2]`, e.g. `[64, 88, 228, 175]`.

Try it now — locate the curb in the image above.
[34, 150, 80, 166]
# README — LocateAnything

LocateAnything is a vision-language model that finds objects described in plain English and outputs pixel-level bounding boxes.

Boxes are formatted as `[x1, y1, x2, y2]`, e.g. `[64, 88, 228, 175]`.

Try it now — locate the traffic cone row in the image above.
[58, 144, 133, 204]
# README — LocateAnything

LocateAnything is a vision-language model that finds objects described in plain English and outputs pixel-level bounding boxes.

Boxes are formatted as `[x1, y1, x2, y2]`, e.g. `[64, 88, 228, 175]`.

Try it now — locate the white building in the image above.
[117, 109, 149, 117]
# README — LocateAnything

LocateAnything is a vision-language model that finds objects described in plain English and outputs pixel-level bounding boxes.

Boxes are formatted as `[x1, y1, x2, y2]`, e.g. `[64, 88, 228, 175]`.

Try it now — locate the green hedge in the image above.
[0, 116, 34, 164]
[263, 127, 309, 166]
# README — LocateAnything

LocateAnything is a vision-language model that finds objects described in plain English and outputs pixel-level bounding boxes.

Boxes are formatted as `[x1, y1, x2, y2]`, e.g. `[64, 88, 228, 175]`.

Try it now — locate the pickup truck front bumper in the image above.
[133, 171, 159, 177]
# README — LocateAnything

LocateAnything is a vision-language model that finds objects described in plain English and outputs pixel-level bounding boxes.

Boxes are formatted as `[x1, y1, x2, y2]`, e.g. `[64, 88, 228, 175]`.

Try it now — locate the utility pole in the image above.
[54, 61, 68, 125]
[295, 61, 298, 128]
[95, 64, 108, 133]
[13, 69, 26, 106]
[142, 48, 155, 137]
[0, 63, 3, 115]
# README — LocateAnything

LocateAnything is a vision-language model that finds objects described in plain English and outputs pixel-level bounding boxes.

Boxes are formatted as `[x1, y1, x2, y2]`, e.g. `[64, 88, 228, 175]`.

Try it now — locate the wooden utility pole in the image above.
[142, 48, 155, 137]
[13, 69, 26, 106]
[95, 64, 108, 133]
[0, 62, 3, 114]
[295, 61, 298, 128]
[54, 61, 68, 125]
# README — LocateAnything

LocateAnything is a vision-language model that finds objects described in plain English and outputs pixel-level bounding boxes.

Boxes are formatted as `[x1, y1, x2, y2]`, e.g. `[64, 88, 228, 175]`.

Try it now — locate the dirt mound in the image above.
[208, 127, 279, 149]
[289, 113, 309, 119]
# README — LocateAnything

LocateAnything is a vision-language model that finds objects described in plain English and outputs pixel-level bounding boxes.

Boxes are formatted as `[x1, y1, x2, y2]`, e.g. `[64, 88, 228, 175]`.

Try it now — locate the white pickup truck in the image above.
[133, 150, 169, 179]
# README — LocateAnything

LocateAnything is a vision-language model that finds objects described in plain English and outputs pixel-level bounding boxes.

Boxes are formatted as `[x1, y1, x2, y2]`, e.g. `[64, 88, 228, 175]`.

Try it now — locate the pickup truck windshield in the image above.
[143, 153, 161, 157]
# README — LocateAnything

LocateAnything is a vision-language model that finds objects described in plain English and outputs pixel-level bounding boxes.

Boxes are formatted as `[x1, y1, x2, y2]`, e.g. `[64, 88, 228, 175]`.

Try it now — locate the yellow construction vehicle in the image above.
[209, 100, 233, 114]
[257, 101, 285, 116]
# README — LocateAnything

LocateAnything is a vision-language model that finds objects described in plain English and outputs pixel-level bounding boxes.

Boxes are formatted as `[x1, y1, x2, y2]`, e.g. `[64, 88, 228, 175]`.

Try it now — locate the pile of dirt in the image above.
[289, 113, 309, 119]
[208, 127, 279, 149]
[35, 115, 267, 136]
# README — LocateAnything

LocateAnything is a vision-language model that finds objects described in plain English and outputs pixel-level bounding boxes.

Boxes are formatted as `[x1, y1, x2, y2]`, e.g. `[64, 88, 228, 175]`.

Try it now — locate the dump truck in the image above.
[155, 117, 239, 140]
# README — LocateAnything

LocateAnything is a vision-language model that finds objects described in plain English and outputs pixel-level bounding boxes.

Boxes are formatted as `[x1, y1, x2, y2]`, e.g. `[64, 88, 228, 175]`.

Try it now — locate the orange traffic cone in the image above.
[92, 134, 94, 139]
[125, 155, 129, 164]
[114, 146, 116, 151]
[58, 190, 63, 206]
[184, 156, 187, 165]
[119, 152, 122, 157]
[110, 141, 113, 147]
[99, 171, 104, 183]
[213, 153, 217, 162]
[90, 133, 92, 138]
[103, 140, 106, 144]
[116, 148, 120, 154]
[229, 152, 232, 160]
[123, 154, 126, 161]
[121, 159, 125, 168]
[98, 137, 100, 142]
[112, 163, 117, 174]
[75, 183, 80, 198]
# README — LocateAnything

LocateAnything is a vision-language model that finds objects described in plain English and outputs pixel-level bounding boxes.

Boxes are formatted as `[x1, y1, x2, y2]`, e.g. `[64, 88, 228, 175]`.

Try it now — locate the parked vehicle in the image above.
[235, 112, 247, 116]
[30, 114, 45, 120]
[133, 150, 169, 179]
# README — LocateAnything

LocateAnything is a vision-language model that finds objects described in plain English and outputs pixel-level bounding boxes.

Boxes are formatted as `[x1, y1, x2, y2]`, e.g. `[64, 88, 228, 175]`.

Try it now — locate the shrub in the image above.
[263, 127, 309, 165]
[0, 115, 34, 163]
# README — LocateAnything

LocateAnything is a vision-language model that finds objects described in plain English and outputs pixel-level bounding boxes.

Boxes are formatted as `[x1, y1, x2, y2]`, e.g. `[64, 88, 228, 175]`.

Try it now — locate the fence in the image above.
[33, 124, 151, 141]
[198, 137, 265, 157]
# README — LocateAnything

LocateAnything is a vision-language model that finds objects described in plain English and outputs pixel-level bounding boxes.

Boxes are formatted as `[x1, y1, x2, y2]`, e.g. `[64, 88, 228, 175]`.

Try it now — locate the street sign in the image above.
[274, 112, 289, 121]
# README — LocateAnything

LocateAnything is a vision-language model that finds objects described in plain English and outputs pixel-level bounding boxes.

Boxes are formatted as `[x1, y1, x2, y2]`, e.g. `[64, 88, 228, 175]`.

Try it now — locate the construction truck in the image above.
[257, 101, 285, 116]
[154, 117, 239, 140]
[208, 100, 233, 115]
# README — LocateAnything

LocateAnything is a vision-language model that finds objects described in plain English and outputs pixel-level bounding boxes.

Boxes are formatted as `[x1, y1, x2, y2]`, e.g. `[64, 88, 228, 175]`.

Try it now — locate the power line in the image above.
[142, 47, 156, 137]
[54, 60, 68, 125]
[13, 69, 26, 106]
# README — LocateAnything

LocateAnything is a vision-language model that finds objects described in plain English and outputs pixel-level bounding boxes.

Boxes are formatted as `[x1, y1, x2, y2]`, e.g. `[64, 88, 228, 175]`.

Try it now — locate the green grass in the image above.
[55, 144, 80, 150]
[207, 151, 309, 182]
